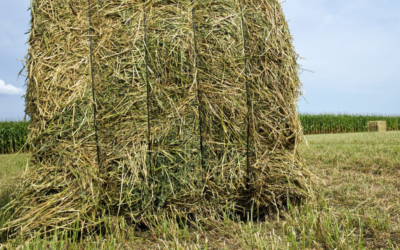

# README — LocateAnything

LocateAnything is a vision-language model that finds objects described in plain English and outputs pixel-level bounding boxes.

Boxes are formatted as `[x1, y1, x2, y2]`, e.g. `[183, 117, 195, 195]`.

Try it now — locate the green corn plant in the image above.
[0, 120, 29, 154]
[299, 113, 400, 135]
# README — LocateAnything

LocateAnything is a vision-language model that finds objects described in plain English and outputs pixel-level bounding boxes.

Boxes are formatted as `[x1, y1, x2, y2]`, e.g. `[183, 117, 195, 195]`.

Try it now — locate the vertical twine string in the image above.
[87, 0, 101, 167]
[240, 5, 251, 190]
[143, 1, 152, 177]
[191, 1, 205, 184]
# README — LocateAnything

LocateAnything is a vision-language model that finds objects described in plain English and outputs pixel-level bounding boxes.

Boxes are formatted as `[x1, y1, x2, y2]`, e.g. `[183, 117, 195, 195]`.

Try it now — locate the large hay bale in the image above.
[1, 0, 313, 237]
[368, 121, 387, 132]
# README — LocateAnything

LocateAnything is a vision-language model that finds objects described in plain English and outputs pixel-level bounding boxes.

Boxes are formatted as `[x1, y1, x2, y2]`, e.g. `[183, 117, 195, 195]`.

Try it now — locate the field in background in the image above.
[0, 121, 29, 154]
[0, 154, 28, 209]
[2, 115, 400, 155]
[1, 132, 399, 249]
[300, 114, 400, 135]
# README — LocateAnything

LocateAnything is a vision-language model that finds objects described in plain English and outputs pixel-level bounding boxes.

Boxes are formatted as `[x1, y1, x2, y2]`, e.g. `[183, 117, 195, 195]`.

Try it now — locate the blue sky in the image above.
[0, 1, 30, 119]
[0, 0, 399, 119]
[283, 0, 400, 114]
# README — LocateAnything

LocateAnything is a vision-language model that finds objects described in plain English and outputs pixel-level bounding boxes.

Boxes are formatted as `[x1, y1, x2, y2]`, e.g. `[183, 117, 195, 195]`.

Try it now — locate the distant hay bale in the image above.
[1, 0, 314, 237]
[368, 121, 387, 132]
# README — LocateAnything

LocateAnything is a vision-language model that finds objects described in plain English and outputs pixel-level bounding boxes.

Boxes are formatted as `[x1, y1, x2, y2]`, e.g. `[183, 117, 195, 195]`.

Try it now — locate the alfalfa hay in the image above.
[1, 0, 314, 238]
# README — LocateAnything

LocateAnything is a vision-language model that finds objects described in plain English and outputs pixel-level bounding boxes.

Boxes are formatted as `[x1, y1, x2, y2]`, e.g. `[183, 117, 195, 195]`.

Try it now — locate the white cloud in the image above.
[0, 79, 24, 95]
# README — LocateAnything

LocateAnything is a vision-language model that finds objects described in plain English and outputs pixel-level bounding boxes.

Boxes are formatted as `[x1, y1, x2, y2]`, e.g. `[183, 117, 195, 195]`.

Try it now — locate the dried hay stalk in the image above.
[1, 0, 314, 238]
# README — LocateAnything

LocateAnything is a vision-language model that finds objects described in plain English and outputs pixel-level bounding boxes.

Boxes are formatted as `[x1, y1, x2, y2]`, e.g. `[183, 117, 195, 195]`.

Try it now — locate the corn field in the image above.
[0, 121, 29, 154]
[1, 115, 400, 154]
[300, 114, 400, 135]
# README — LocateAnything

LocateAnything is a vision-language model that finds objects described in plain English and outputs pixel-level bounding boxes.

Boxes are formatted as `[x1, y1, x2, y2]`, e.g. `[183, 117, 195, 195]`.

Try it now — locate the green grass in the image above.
[1, 132, 400, 249]
[0, 121, 29, 154]
[300, 113, 400, 135]
[0, 153, 29, 237]
[0, 154, 28, 208]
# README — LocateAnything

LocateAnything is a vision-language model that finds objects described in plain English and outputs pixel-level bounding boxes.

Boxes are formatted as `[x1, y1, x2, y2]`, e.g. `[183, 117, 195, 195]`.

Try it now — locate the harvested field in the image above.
[1, 132, 399, 249]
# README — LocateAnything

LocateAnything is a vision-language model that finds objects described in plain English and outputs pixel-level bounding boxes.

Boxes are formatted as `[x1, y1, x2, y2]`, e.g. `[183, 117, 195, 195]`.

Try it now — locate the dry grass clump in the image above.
[1, 0, 313, 238]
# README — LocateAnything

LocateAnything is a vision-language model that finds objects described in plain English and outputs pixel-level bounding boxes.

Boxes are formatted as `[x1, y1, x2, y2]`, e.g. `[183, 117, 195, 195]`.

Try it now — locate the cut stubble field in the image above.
[0, 132, 399, 249]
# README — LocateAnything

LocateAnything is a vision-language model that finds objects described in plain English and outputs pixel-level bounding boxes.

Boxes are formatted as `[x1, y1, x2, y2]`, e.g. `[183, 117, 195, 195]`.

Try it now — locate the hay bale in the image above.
[368, 121, 387, 132]
[1, 0, 313, 237]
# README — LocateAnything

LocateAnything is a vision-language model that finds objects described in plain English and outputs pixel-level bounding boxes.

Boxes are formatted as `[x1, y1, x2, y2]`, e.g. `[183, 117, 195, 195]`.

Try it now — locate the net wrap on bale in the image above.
[1, 0, 313, 237]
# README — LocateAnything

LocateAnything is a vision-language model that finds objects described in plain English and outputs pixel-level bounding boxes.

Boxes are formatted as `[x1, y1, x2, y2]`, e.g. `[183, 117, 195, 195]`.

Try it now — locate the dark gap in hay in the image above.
[1, 0, 315, 240]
